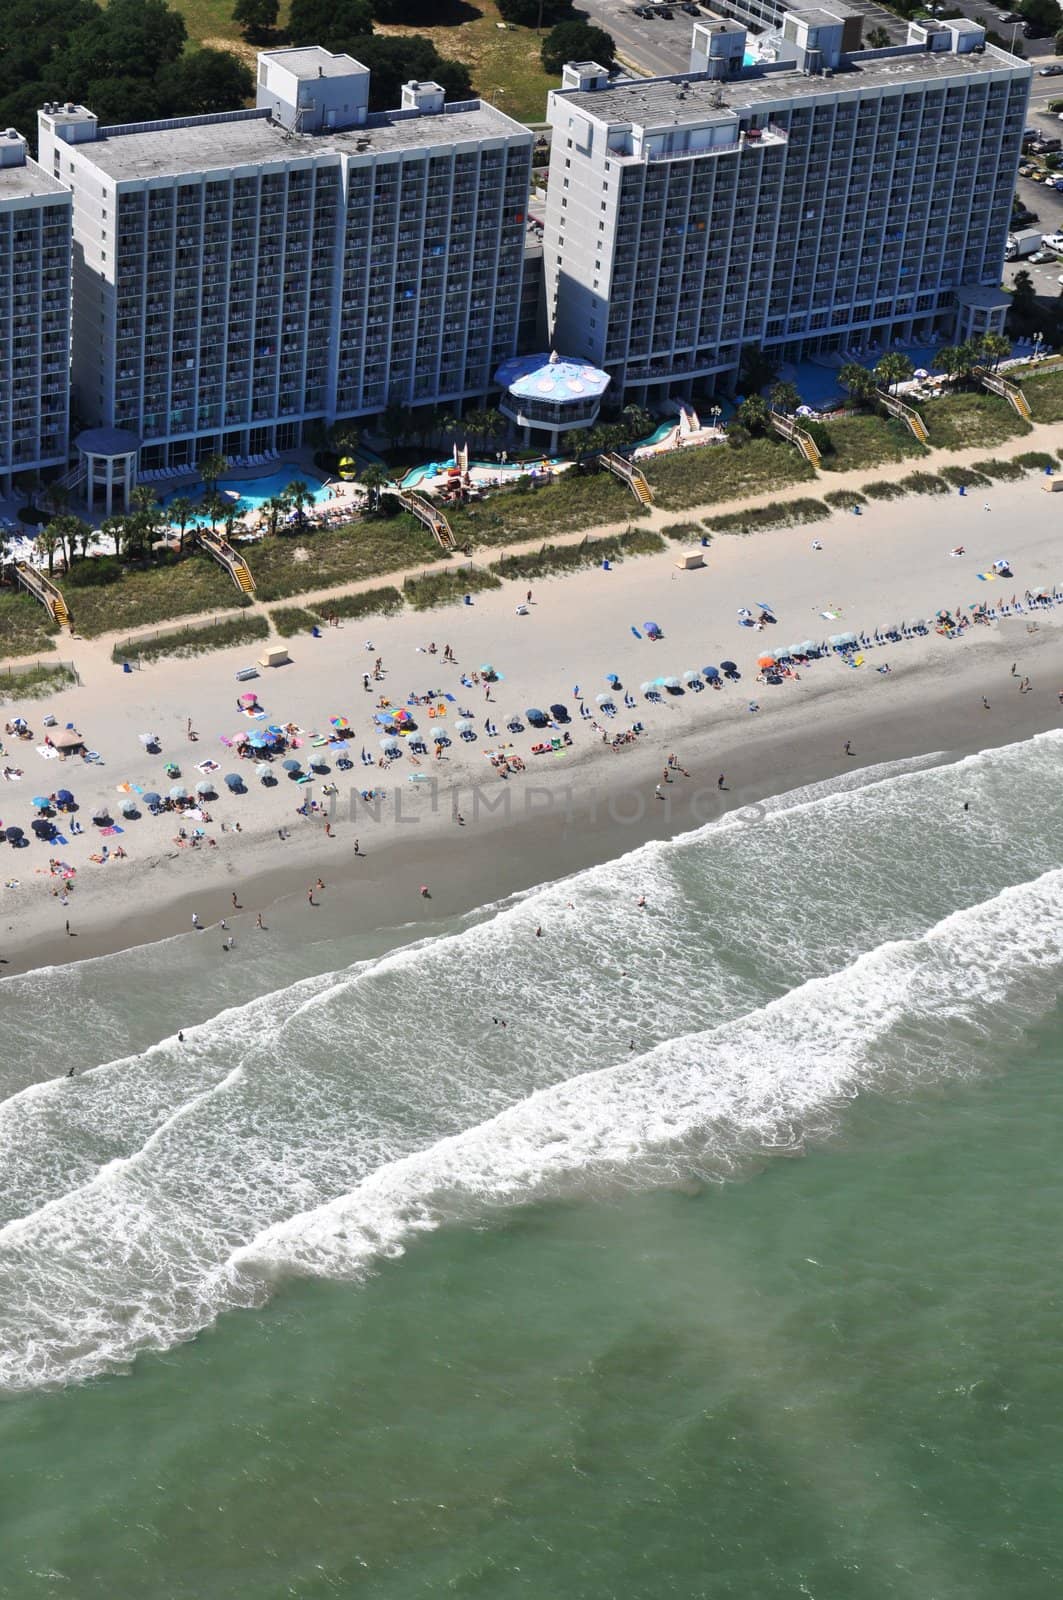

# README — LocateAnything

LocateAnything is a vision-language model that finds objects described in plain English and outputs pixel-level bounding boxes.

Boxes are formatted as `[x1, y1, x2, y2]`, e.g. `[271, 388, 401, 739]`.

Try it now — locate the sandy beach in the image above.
[3, 474, 1061, 976]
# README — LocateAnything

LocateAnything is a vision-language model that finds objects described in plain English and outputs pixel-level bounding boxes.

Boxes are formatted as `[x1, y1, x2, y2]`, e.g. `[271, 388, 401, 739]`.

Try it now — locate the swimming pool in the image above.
[161, 465, 331, 522]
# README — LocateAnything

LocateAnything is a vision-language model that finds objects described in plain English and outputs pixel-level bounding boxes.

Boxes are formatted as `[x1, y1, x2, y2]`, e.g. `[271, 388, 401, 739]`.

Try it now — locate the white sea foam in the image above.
[235, 867, 1063, 1282]
[0, 732, 1061, 1390]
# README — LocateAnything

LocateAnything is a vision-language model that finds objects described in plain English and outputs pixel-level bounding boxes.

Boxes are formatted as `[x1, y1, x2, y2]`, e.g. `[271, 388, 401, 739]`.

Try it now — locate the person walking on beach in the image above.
[192, 911, 201, 929]
[982, 697, 991, 710]
[844, 740, 853, 756]
[308, 887, 317, 905]
[718, 774, 726, 790]
[231, 892, 241, 910]
[256, 913, 265, 930]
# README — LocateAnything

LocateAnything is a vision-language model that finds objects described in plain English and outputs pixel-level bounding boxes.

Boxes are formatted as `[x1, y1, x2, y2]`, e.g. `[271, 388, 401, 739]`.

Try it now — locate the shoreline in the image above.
[3, 472, 1062, 979]
[6, 625, 1061, 979]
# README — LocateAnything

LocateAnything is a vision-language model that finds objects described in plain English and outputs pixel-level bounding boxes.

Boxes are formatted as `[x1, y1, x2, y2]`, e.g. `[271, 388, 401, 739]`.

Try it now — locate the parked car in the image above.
[1041, 231, 1063, 249]
[1029, 250, 1057, 262]
[1040, 64, 1063, 74]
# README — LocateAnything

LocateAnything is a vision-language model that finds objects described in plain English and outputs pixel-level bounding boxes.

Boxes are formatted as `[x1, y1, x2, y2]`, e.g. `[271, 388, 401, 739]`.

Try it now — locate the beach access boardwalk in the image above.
[8, 415, 1062, 676]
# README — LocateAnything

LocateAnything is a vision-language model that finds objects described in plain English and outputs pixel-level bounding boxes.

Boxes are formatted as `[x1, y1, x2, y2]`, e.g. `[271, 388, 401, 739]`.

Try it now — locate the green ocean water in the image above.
[2, 1016, 1062, 1600]
[2, 736, 1062, 1595]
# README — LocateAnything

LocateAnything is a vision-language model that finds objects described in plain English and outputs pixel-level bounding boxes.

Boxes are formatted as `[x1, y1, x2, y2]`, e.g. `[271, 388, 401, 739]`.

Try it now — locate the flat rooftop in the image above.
[263, 46, 365, 78]
[72, 101, 527, 182]
[563, 43, 1028, 126]
[0, 157, 70, 203]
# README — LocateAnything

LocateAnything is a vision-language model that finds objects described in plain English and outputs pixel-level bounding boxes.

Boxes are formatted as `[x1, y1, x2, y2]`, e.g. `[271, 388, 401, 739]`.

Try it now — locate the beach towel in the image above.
[976, 572, 997, 582]
[630, 626, 642, 638]
[196, 759, 220, 773]
[99, 825, 124, 836]
[36, 746, 57, 760]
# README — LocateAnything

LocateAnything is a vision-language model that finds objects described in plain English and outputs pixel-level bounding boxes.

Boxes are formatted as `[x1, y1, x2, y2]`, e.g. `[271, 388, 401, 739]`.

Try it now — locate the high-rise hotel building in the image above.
[0, 129, 71, 494]
[544, 13, 1029, 403]
[36, 49, 533, 470]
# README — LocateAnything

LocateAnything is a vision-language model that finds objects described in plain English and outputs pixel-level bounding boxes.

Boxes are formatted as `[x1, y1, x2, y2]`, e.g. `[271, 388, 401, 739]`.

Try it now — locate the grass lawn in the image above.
[0, 661, 76, 702]
[68, 554, 244, 639]
[705, 498, 830, 536]
[448, 469, 639, 548]
[249, 518, 439, 602]
[490, 528, 664, 580]
[0, 589, 60, 660]
[1023, 363, 1063, 423]
[921, 391, 1030, 451]
[818, 412, 925, 473]
[643, 437, 815, 511]
[111, 615, 268, 663]
[171, 0, 553, 122]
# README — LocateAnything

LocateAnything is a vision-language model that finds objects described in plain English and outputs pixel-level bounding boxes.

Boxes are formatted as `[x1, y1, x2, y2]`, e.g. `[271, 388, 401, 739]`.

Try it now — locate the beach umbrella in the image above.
[454, 719, 472, 733]
[239, 693, 258, 705]
[224, 773, 244, 791]
[31, 817, 54, 836]
[526, 708, 548, 726]
[797, 640, 819, 656]
[248, 732, 268, 748]
[256, 763, 273, 780]
[56, 788, 74, 805]
[195, 780, 215, 796]
[640, 681, 655, 694]
[138, 732, 160, 747]
[596, 693, 612, 706]
[120, 797, 139, 815]
[549, 704, 568, 722]
[720, 660, 737, 672]
[5, 826, 24, 842]
[143, 791, 161, 806]
[91, 806, 112, 824]
[701, 665, 720, 680]
[683, 670, 701, 683]
[606, 673, 620, 686]
[755, 601, 775, 613]
[380, 737, 401, 752]
[282, 758, 301, 772]
[168, 785, 188, 801]
[757, 655, 777, 669]
[267, 725, 285, 736]
[663, 676, 681, 690]
[914, 367, 929, 379]
[31, 796, 51, 809]
[433, 731, 449, 744]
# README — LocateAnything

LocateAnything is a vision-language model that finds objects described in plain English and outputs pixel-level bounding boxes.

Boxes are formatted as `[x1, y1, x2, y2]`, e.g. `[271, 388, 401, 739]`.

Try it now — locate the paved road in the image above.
[579, 0, 703, 76]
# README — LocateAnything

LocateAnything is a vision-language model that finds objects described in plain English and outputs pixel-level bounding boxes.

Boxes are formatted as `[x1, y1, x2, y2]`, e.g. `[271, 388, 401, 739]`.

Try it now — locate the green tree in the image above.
[166, 494, 197, 554]
[769, 379, 801, 414]
[381, 401, 413, 448]
[352, 36, 472, 112]
[48, 514, 91, 572]
[157, 48, 253, 115]
[202, 491, 227, 532]
[284, 480, 313, 524]
[866, 24, 890, 44]
[481, 408, 507, 449]
[223, 497, 247, 541]
[198, 452, 227, 494]
[1055, 23, 1063, 50]
[287, 0, 372, 47]
[934, 343, 978, 384]
[358, 463, 391, 513]
[498, 0, 574, 25]
[1010, 268, 1037, 321]
[977, 331, 1012, 370]
[34, 525, 59, 577]
[736, 395, 771, 434]
[329, 421, 361, 458]
[620, 404, 653, 444]
[1019, 0, 1061, 36]
[262, 494, 289, 537]
[738, 344, 778, 397]
[57, 0, 186, 87]
[874, 352, 914, 393]
[541, 21, 615, 73]
[100, 514, 129, 560]
[838, 361, 879, 408]
[232, 0, 278, 40]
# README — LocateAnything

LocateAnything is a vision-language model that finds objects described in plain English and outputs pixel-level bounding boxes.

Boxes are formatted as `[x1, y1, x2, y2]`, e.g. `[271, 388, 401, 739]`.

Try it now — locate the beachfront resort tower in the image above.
[0, 129, 71, 495]
[543, 17, 1029, 405]
[36, 50, 533, 471]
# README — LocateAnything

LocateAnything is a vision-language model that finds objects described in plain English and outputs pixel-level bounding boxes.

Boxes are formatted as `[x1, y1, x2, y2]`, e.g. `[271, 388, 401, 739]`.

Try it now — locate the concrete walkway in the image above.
[5, 417, 1060, 679]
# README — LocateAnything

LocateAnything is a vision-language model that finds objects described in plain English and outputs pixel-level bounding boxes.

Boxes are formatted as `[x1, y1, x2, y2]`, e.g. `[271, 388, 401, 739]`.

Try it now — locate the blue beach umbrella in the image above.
[282, 758, 301, 772]
[31, 796, 50, 809]
[701, 665, 720, 679]
[143, 791, 161, 806]
[56, 789, 74, 805]
[224, 773, 244, 791]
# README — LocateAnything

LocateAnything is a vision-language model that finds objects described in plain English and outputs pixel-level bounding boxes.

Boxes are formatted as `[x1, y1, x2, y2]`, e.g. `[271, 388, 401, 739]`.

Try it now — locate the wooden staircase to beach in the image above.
[876, 389, 930, 444]
[194, 528, 256, 595]
[769, 410, 822, 469]
[398, 489, 456, 551]
[15, 561, 72, 629]
[973, 365, 1032, 422]
[600, 452, 654, 506]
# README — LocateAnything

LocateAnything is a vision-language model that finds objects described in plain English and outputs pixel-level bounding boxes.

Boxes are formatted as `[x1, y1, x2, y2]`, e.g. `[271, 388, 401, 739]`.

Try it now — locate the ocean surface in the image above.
[2, 731, 1062, 1597]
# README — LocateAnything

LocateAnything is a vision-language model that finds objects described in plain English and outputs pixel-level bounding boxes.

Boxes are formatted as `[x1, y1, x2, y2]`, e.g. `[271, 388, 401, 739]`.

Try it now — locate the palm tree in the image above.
[47, 514, 90, 572]
[167, 494, 197, 554]
[481, 408, 506, 451]
[202, 491, 227, 533]
[463, 408, 490, 450]
[769, 380, 801, 415]
[41, 482, 69, 521]
[736, 394, 771, 434]
[262, 494, 289, 538]
[358, 463, 391, 514]
[874, 353, 914, 394]
[198, 451, 227, 494]
[838, 362, 879, 409]
[34, 524, 59, 576]
[434, 409, 459, 444]
[380, 402, 412, 450]
[285, 480, 312, 525]
[978, 331, 1011, 371]
[223, 497, 247, 542]
[330, 421, 361, 459]
[100, 514, 129, 560]
[739, 344, 778, 397]
[620, 403, 653, 444]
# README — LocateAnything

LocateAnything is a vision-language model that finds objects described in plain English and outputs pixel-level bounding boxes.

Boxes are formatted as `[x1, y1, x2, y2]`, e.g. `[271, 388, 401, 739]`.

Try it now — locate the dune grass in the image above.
[0, 589, 60, 659]
[70, 555, 245, 639]
[817, 413, 926, 472]
[643, 436, 815, 510]
[448, 469, 640, 549]
[249, 518, 439, 602]
[705, 498, 830, 536]
[490, 528, 665, 581]
[922, 391, 1029, 451]
[402, 566, 501, 611]
[111, 614, 268, 663]
[0, 660, 76, 701]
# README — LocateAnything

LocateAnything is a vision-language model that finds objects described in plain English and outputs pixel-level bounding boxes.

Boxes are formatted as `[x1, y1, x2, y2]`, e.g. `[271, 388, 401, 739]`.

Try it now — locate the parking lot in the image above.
[1004, 65, 1063, 296]
[577, 0, 707, 76]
